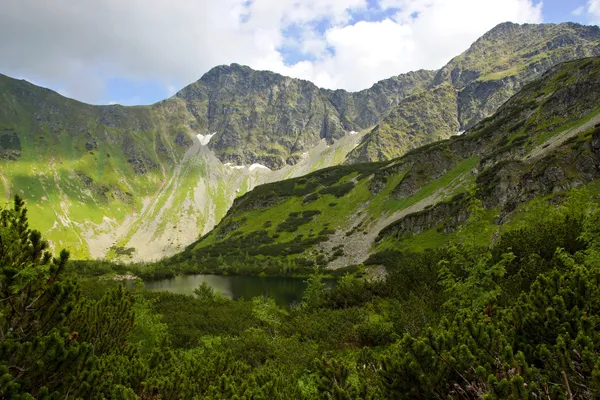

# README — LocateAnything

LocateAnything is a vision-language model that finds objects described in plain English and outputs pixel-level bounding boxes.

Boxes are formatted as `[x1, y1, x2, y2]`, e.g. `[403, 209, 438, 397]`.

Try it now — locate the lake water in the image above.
[144, 274, 327, 305]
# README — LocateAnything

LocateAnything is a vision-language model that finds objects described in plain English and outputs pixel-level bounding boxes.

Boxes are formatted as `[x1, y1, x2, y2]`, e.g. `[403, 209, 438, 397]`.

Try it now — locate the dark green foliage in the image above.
[318, 181, 356, 198]
[148, 291, 257, 348]
[379, 257, 600, 399]
[161, 211, 338, 275]
[225, 163, 380, 216]
[325, 274, 378, 309]
[277, 210, 322, 232]
[7, 187, 600, 398]
[301, 274, 327, 310]
[303, 193, 319, 204]
[68, 285, 134, 355]
[0, 196, 93, 398]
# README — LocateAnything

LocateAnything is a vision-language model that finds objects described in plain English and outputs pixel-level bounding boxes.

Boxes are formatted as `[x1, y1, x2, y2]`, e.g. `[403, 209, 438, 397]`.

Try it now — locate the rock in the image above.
[347, 22, 600, 163]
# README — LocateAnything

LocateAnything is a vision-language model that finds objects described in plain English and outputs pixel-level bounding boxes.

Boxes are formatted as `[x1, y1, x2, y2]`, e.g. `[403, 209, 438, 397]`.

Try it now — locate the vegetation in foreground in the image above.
[2, 188, 600, 399]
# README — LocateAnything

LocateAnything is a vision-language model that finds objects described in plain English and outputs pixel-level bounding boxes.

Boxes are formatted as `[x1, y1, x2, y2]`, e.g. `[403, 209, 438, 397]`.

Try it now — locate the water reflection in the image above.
[143, 274, 331, 305]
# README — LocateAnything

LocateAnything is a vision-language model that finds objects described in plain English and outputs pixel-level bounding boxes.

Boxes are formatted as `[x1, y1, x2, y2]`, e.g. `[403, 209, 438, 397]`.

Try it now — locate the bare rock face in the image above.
[172, 64, 433, 169]
[174, 64, 346, 169]
[346, 22, 600, 164]
[591, 130, 600, 154]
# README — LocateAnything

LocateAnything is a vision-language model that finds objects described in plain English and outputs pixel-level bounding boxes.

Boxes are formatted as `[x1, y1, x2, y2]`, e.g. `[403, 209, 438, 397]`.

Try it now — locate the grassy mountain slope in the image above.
[169, 57, 600, 275]
[346, 84, 459, 162]
[347, 22, 600, 163]
[0, 73, 368, 260]
[0, 58, 434, 260]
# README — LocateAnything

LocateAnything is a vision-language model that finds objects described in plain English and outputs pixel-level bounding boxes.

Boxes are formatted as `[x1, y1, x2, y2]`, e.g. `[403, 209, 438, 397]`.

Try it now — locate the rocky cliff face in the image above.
[171, 64, 434, 169]
[379, 57, 600, 242]
[321, 69, 436, 130]
[450, 22, 600, 130]
[173, 64, 346, 169]
[346, 22, 600, 163]
[347, 84, 459, 162]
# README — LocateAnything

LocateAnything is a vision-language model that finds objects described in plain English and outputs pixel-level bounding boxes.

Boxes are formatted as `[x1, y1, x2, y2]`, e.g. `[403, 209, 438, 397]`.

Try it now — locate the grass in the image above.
[193, 157, 481, 264]
[378, 207, 500, 253]
[478, 66, 520, 82]
[369, 158, 479, 218]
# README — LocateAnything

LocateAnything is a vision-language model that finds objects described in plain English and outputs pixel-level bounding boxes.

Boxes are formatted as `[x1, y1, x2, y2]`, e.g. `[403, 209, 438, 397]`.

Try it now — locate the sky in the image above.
[0, 0, 595, 106]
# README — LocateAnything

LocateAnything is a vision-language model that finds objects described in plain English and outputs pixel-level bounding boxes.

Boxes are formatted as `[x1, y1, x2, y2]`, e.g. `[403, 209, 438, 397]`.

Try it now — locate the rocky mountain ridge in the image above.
[346, 22, 600, 163]
[0, 72, 365, 260]
[1, 22, 599, 261]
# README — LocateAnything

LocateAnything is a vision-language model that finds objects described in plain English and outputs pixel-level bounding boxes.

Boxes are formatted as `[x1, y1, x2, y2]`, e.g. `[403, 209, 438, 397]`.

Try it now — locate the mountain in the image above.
[346, 22, 600, 163]
[167, 57, 600, 274]
[0, 63, 427, 260]
[172, 64, 433, 169]
[2, 22, 599, 261]
[320, 69, 436, 130]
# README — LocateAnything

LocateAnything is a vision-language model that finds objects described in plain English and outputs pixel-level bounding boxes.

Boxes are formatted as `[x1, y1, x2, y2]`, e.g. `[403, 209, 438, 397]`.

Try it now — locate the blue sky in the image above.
[0, 0, 595, 106]
[545, 0, 587, 23]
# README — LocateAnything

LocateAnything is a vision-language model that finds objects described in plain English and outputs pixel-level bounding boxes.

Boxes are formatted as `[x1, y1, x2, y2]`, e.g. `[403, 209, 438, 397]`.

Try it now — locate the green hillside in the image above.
[6, 19, 600, 399]
[166, 57, 600, 277]
[0, 70, 374, 260]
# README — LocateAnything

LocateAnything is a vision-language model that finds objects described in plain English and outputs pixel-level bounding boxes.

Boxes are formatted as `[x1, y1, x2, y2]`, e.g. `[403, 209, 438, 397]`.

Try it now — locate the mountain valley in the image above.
[1, 22, 599, 261]
[6, 14, 600, 399]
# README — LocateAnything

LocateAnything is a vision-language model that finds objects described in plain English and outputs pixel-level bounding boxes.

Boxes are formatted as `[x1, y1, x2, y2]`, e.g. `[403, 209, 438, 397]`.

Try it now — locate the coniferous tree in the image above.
[0, 195, 92, 397]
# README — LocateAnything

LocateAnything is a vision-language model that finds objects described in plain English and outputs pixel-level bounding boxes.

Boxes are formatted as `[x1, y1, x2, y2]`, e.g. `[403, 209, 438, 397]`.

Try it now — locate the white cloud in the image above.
[0, 0, 543, 103]
[587, 0, 600, 22]
[277, 0, 543, 90]
[570, 0, 600, 25]
[573, 6, 585, 16]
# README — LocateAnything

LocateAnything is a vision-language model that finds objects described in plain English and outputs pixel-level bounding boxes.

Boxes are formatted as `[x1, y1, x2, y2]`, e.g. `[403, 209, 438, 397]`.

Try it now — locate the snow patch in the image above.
[224, 162, 245, 170]
[349, 130, 358, 135]
[249, 163, 270, 172]
[197, 132, 216, 145]
[456, 130, 466, 136]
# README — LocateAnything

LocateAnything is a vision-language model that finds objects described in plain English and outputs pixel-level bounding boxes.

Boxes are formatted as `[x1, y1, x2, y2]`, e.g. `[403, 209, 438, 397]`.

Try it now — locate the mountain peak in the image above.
[199, 63, 252, 82]
[478, 21, 534, 42]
